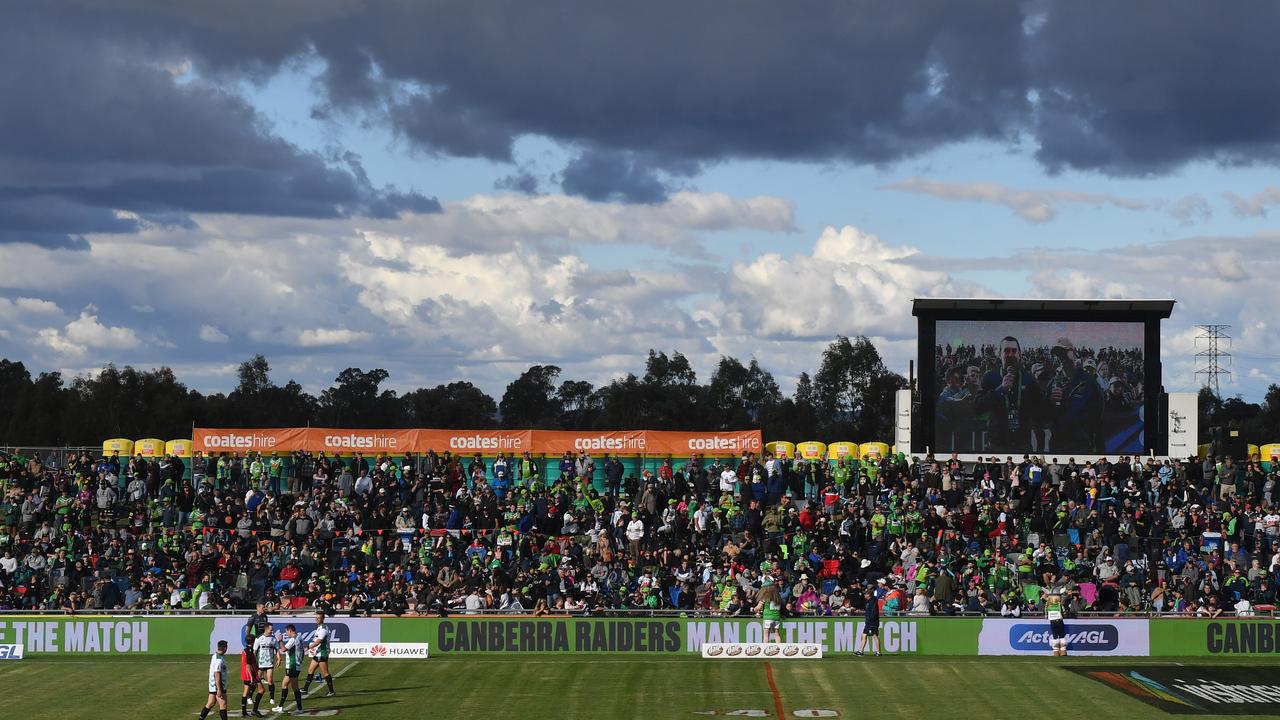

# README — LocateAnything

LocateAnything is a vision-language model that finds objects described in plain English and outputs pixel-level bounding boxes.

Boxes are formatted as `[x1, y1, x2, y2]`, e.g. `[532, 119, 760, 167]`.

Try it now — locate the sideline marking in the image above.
[195, 711, 336, 717]
[265, 660, 360, 720]
[763, 662, 785, 720]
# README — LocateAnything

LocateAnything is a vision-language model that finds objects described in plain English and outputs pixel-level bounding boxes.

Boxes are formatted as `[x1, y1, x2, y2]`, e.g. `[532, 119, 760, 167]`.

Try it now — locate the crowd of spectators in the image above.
[2, 444, 1280, 620]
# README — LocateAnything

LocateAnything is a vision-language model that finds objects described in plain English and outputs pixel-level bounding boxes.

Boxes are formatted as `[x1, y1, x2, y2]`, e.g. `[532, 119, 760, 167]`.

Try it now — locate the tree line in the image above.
[0, 336, 906, 447]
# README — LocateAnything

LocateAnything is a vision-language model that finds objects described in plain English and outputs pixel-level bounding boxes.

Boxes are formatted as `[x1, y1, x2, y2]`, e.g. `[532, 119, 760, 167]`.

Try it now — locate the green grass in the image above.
[4, 655, 1280, 719]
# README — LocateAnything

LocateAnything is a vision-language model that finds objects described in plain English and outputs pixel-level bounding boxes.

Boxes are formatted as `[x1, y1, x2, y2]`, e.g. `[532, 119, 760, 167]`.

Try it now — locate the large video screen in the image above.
[934, 320, 1145, 455]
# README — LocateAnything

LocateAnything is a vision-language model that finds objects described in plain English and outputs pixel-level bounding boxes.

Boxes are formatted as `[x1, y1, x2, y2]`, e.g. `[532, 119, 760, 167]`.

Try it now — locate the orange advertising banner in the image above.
[416, 429, 533, 454]
[532, 430, 649, 455]
[304, 428, 421, 454]
[643, 430, 763, 456]
[192, 428, 759, 455]
[192, 427, 309, 454]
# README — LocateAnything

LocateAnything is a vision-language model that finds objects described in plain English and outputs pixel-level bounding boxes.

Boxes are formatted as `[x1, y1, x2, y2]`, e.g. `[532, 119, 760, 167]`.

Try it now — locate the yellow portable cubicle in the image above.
[102, 438, 133, 457]
[1261, 443, 1280, 472]
[165, 439, 193, 457]
[766, 441, 795, 459]
[859, 442, 889, 460]
[827, 441, 859, 466]
[134, 438, 166, 457]
[795, 441, 827, 461]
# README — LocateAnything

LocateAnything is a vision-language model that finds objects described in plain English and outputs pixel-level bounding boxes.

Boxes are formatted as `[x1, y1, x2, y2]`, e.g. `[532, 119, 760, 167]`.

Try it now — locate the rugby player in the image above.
[274, 624, 304, 713]
[199, 639, 229, 720]
[250, 622, 278, 716]
[302, 611, 335, 697]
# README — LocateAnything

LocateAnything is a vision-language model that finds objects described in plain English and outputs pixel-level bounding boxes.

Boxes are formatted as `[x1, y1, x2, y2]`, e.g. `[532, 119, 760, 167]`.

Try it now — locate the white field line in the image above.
[265, 660, 360, 719]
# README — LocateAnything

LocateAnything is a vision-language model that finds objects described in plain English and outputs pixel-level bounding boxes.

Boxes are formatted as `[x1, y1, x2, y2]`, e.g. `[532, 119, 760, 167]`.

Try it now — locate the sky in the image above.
[3, 2, 1280, 402]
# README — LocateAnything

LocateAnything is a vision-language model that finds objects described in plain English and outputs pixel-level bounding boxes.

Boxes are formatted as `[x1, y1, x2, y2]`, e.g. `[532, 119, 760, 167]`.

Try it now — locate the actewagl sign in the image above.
[978, 618, 1149, 656]
[0, 644, 24, 659]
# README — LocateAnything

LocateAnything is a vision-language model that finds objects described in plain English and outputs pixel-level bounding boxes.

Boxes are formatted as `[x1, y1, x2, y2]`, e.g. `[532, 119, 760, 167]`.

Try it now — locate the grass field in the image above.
[5, 655, 1280, 719]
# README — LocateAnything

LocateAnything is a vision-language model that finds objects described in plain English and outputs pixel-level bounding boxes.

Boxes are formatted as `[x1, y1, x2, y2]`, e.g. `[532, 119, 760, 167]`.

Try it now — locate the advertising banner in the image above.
[702, 643, 821, 659]
[413, 429, 533, 454]
[191, 427, 761, 456]
[380, 617, 978, 656]
[533, 430, 648, 455]
[208, 616, 381, 653]
[645, 430, 763, 456]
[193, 427, 309, 454]
[330, 642, 429, 658]
[978, 618, 1149, 656]
[1151, 620, 1280, 657]
[1071, 665, 1280, 715]
[0, 617, 212, 655]
[303, 428, 420, 455]
[0, 644, 23, 659]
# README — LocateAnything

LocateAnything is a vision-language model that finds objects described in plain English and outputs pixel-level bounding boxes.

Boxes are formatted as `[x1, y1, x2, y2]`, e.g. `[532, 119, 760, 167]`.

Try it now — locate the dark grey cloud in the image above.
[1029, 2, 1280, 174]
[57, 2, 1029, 174]
[0, 3, 437, 248]
[12, 0, 1280, 226]
[494, 168, 542, 195]
[560, 150, 680, 204]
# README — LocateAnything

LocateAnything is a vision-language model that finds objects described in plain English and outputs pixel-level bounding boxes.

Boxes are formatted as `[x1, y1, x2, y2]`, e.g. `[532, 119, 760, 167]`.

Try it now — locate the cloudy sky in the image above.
[3, 1, 1280, 400]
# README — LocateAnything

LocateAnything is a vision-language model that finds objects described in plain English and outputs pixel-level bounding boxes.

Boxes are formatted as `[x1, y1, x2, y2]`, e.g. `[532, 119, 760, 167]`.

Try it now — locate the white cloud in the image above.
[63, 310, 140, 349]
[1208, 250, 1247, 282]
[3, 187, 1279, 402]
[1028, 268, 1131, 299]
[295, 328, 371, 347]
[1017, 234, 1280, 395]
[881, 177, 1152, 223]
[38, 310, 140, 358]
[15, 297, 60, 314]
[38, 327, 87, 358]
[430, 190, 796, 251]
[1168, 194, 1212, 224]
[1225, 186, 1280, 218]
[199, 324, 229, 343]
[711, 225, 980, 341]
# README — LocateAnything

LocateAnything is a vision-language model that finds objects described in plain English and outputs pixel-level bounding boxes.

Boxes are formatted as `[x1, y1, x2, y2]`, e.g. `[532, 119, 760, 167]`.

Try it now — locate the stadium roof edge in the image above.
[912, 297, 1175, 317]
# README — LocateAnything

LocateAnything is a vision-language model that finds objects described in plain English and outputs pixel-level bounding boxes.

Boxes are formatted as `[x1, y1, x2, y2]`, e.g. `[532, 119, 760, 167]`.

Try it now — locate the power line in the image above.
[1194, 324, 1232, 397]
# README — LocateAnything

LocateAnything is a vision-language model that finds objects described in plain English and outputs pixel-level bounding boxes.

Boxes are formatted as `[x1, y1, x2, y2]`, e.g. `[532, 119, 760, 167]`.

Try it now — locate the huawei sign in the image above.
[329, 642, 429, 658]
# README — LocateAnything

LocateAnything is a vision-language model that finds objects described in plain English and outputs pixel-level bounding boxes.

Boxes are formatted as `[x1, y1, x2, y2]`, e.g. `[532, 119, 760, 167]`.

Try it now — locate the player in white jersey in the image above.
[249, 622, 278, 716]
[273, 624, 304, 713]
[199, 640, 229, 720]
[303, 611, 335, 697]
